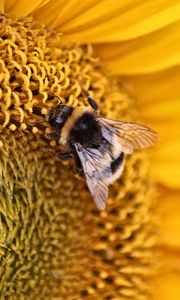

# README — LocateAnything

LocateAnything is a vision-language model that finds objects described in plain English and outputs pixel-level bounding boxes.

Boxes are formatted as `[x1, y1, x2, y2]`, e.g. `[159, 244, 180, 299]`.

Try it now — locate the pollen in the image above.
[0, 15, 157, 300]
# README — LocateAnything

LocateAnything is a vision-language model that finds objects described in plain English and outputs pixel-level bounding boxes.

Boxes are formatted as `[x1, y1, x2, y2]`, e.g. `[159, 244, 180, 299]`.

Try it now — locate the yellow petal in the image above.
[140, 99, 180, 123]
[159, 189, 180, 248]
[32, 0, 101, 29]
[4, 0, 50, 18]
[150, 138, 180, 188]
[118, 68, 180, 188]
[121, 66, 180, 104]
[95, 20, 180, 74]
[0, 0, 5, 13]
[33, 0, 180, 43]
[154, 189, 180, 300]
[136, 96, 180, 132]
[141, 119, 180, 186]
[144, 101, 180, 188]
[155, 268, 180, 300]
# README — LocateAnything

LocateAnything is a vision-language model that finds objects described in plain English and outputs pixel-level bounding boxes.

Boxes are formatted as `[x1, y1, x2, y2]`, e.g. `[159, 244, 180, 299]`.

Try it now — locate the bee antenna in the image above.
[78, 78, 99, 111]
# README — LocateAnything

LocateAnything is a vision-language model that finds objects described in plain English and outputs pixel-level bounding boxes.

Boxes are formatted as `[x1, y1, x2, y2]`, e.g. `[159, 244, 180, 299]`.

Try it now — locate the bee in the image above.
[46, 87, 159, 211]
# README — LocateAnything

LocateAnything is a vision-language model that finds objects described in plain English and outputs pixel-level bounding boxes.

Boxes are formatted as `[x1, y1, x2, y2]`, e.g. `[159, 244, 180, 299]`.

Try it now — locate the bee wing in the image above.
[98, 118, 159, 154]
[74, 143, 111, 210]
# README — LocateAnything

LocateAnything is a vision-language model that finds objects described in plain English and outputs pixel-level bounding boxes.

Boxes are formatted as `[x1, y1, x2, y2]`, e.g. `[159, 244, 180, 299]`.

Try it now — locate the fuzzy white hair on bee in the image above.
[46, 85, 160, 211]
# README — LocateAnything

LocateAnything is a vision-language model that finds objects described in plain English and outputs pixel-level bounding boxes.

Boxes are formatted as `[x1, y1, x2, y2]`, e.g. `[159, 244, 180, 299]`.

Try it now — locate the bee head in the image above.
[46, 104, 73, 130]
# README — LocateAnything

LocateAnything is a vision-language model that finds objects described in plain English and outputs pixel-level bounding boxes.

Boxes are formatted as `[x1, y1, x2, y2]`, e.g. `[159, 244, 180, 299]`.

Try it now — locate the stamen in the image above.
[0, 15, 107, 134]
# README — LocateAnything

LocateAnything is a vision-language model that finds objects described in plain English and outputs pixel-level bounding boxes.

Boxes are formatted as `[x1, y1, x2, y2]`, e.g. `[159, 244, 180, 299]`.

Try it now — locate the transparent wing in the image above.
[74, 143, 111, 210]
[98, 117, 160, 154]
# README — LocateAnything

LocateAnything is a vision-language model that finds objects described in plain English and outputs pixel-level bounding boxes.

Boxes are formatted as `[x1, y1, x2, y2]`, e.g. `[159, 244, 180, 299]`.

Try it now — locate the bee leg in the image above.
[45, 130, 60, 141]
[75, 156, 84, 176]
[56, 151, 75, 160]
[77, 166, 84, 176]
[39, 148, 75, 160]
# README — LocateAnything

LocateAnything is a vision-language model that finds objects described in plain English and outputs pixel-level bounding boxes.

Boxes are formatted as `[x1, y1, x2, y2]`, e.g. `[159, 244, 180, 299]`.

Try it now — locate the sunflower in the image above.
[0, 1, 180, 300]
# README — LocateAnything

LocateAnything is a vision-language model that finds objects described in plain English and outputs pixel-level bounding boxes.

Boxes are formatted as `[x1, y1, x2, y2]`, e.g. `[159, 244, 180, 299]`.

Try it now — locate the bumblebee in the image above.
[46, 87, 159, 210]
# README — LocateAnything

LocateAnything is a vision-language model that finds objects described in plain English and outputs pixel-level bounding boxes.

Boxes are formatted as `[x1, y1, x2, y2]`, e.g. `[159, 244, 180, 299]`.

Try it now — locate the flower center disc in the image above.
[0, 14, 156, 300]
